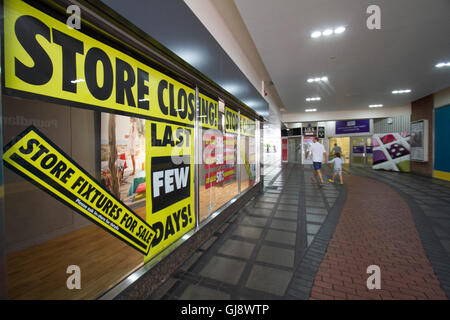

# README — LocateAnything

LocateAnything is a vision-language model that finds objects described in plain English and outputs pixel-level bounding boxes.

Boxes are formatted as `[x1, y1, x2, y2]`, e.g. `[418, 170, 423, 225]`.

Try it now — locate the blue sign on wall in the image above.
[434, 105, 450, 174]
[336, 119, 370, 135]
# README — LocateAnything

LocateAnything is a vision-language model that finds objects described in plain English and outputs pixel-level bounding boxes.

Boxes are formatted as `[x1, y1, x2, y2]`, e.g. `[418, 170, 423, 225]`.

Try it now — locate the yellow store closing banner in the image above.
[145, 121, 195, 261]
[2, 126, 155, 255]
[3, 0, 195, 127]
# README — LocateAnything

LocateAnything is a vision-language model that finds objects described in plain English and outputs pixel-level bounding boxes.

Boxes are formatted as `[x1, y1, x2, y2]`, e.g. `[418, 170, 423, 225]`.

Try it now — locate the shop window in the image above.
[199, 97, 238, 222]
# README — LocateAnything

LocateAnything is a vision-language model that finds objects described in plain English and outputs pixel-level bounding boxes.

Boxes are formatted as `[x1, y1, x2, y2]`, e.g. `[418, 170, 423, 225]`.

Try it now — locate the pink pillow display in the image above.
[135, 182, 146, 194]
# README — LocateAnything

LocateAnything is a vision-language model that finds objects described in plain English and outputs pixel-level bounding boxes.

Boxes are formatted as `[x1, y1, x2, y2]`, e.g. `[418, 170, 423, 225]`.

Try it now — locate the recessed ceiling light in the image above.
[306, 97, 321, 101]
[322, 29, 333, 36]
[392, 89, 411, 94]
[307, 76, 328, 83]
[334, 26, 346, 34]
[369, 104, 383, 108]
[435, 62, 450, 68]
[305, 108, 317, 112]
[311, 31, 322, 38]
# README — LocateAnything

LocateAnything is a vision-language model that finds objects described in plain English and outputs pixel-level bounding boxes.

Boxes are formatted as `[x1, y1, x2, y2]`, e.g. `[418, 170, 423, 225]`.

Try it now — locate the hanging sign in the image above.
[2, 126, 155, 255]
[3, 0, 195, 127]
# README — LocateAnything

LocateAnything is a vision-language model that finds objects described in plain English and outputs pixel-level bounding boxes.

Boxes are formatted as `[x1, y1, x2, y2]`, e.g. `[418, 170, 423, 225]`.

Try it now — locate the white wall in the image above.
[281, 105, 411, 123]
[434, 87, 450, 109]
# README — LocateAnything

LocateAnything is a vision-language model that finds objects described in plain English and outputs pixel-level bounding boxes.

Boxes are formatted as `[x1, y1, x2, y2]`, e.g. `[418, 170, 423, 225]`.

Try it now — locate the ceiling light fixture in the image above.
[334, 26, 346, 34]
[310, 26, 346, 38]
[392, 89, 411, 94]
[306, 97, 321, 102]
[305, 108, 317, 112]
[311, 31, 322, 38]
[322, 29, 333, 36]
[307, 76, 328, 83]
[435, 61, 450, 68]
[369, 104, 383, 108]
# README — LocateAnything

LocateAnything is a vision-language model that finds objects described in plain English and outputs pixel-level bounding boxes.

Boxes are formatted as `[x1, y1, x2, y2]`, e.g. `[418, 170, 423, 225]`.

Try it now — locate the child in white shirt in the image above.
[328, 152, 344, 185]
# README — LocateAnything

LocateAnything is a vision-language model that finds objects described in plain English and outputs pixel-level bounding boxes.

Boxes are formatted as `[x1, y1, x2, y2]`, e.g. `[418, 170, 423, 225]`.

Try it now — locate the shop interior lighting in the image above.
[306, 97, 321, 101]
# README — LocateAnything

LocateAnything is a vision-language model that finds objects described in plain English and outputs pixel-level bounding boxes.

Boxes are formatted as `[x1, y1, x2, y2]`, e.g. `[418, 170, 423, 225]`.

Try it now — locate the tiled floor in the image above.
[147, 164, 450, 300]
[147, 163, 345, 300]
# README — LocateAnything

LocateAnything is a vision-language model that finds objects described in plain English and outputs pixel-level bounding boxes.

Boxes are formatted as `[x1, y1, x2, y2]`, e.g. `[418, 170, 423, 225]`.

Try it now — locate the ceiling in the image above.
[100, 0, 269, 117]
[234, 0, 450, 114]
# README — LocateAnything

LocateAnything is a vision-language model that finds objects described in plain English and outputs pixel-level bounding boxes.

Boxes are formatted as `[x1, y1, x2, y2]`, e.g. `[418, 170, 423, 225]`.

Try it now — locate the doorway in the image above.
[328, 137, 350, 163]
[287, 137, 302, 163]
[350, 136, 373, 167]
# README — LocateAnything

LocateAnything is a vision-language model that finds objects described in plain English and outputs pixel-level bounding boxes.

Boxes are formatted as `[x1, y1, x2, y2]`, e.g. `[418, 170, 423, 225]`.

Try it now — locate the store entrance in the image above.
[287, 137, 302, 163]
[328, 137, 350, 164]
[350, 136, 373, 167]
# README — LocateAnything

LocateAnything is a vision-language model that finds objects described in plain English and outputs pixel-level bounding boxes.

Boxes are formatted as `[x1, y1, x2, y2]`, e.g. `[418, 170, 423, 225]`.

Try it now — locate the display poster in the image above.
[282, 138, 288, 162]
[204, 132, 236, 189]
[372, 132, 411, 172]
[240, 115, 255, 137]
[335, 119, 370, 135]
[225, 107, 239, 134]
[4, 0, 195, 127]
[101, 114, 146, 207]
[198, 93, 219, 130]
[410, 120, 428, 162]
[3, 126, 155, 254]
[145, 121, 195, 261]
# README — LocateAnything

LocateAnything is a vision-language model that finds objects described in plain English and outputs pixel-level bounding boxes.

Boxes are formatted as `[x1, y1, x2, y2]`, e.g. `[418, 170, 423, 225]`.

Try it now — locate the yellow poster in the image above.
[145, 121, 195, 261]
[240, 114, 255, 137]
[198, 93, 219, 130]
[4, 0, 195, 127]
[2, 126, 155, 255]
[225, 106, 239, 134]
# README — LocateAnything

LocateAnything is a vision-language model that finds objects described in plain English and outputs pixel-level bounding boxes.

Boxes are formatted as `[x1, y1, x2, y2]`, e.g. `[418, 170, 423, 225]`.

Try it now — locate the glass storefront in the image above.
[0, 0, 262, 299]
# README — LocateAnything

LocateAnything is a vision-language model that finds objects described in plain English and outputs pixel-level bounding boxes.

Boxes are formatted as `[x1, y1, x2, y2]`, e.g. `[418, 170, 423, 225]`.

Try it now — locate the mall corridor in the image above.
[146, 164, 450, 300]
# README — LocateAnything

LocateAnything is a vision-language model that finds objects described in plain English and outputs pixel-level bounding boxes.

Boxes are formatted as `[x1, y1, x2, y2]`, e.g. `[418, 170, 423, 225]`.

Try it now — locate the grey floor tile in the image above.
[265, 229, 296, 246]
[256, 245, 295, 267]
[270, 219, 297, 232]
[246, 265, 293, 296]
[247, 208, 273, 217]
[306, 207, 327, 215]
[233, 225, 264, 239]
[179, 284, 230, 300]
[199, 256, 246, 285]
[254, 202, 275, 209]
[218, 239, 255, 259]
[241, 216, 268, 227]
[274, 210, 298, 220]
[306, 223, 321, 235]
[306, 214, 326, 224]
[180, 252, 203, 272]
[200, 236, 218, 251]
[277, 204, 298, 212]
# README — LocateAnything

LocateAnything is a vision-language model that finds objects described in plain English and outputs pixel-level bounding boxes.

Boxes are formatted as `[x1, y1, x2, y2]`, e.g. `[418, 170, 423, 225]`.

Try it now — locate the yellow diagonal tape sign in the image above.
[3, 126, 155, 255]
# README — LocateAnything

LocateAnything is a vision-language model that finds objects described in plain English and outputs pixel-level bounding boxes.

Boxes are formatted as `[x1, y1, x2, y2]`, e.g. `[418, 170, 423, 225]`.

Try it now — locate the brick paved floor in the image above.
[310, 174, 447, 300]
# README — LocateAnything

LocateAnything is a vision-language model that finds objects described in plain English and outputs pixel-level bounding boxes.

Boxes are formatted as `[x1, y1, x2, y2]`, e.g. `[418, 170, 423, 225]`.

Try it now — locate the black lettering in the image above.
[14, 16, 53, 85]
[40, 154, 57, 169]
[151, 222, 164, 247]
[95, 194, 107, 208]
[116, 58, 136, 106]
[60, 167, 75, 183]
[164, 215, 175, 240]
[19, 139, 39, 155]
[49, 160, 67, 179]
[177, 88, 188, 119]
[209, 102, 215, 125]
[71, 176, 85, 190]
[172, 209, 181, 232]
[129, 220, 137, 232]
[81, 183, 96, 201]
[169, 83, 176, 116]
[151, 123, 161, 146]
[30, 144, 49, 161]
[85, 47, 113, 100]
[187, 93, 195, 121]
[109, 204, 119, 220]
[52, 29, 84, 93]
[137, 68, 149, 110]
[158, 80, 169, 115]
[181, 206, 188, 227]
[162, 125, 174, 147]
[102, 199, 113, 215]
[90, 189, 102, 203]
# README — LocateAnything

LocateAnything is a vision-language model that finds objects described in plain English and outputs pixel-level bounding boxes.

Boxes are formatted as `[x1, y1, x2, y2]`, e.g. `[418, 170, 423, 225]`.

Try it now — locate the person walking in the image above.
[328, 152, 344, 185]
[306, 137, 327, 185]
[332, 143, 342, 156]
